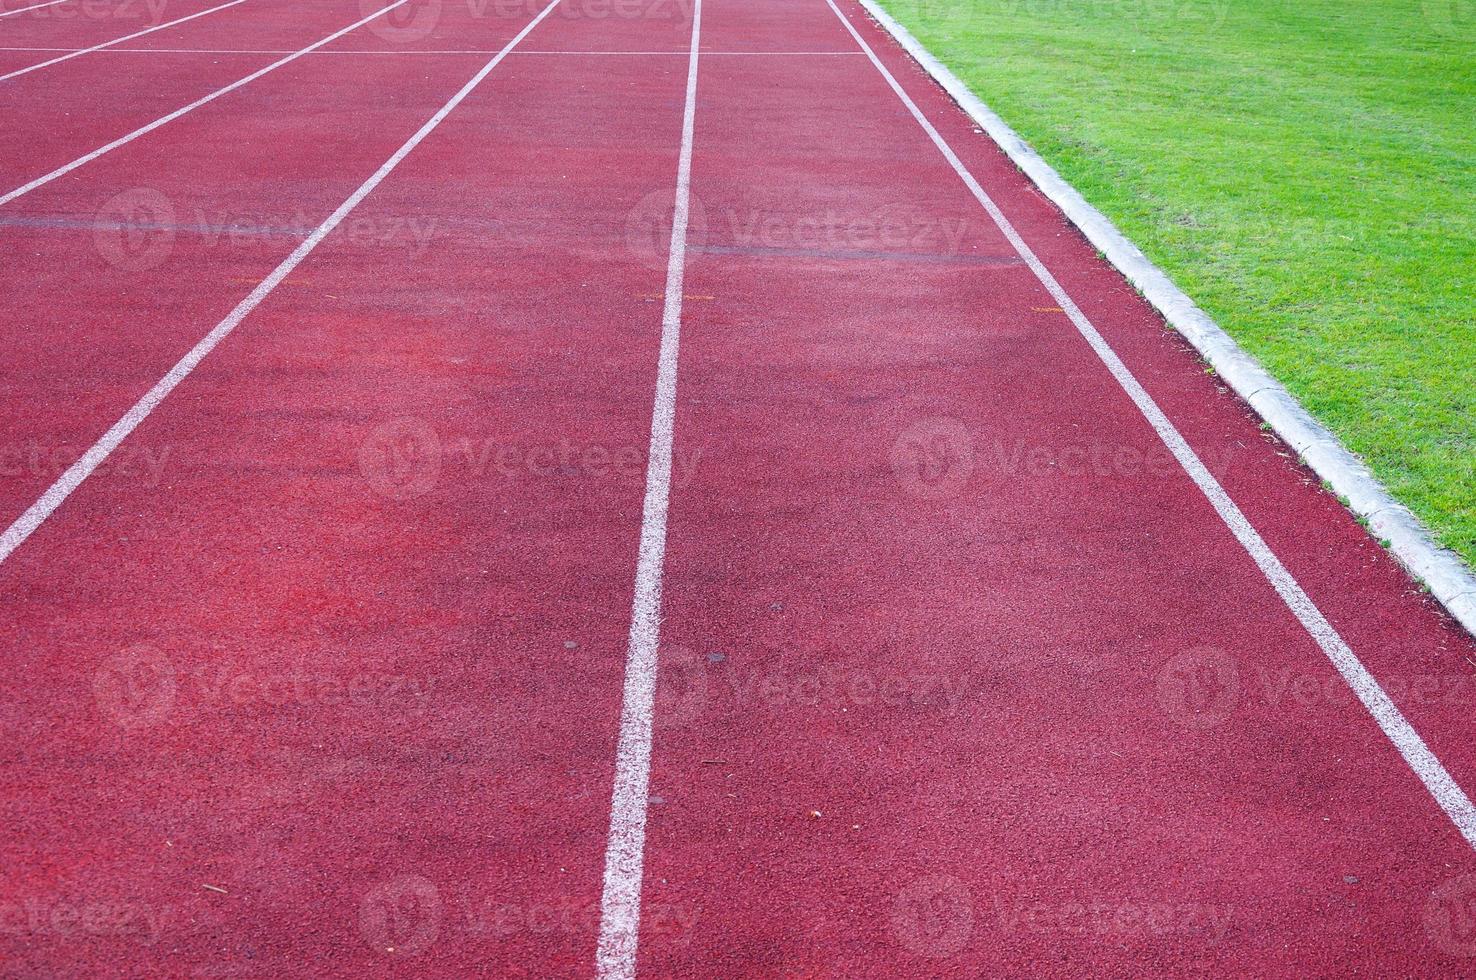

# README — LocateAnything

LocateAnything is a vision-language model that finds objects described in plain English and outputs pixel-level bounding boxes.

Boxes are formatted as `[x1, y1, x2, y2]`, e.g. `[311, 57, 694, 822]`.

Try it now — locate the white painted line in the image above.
[595, 0, 701, 975]
[0, 0, 249, 83]
[0, 0, 564, 565]
[0, 0, 414, 209]
[0, 45, 289, 53]
[0, 0, 70, 18]
[825, 0, 1476, 848]
[859, 0, 1476, 639]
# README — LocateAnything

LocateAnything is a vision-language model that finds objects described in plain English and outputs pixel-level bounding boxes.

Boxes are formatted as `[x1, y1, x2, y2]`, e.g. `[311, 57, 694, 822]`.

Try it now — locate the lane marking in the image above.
[0, 0, 414, 209]
[861, 0, 1476, 635]
[0, 0, 249, 83]
[0, 0, 564, 564]
[595, 0, 702, 975]
[0, 0, 70, 17]
[823, 0, 1476, 848]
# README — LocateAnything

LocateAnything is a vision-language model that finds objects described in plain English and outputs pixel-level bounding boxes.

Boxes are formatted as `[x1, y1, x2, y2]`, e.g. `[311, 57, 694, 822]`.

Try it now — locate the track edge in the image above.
[856, 0, 1476, 640]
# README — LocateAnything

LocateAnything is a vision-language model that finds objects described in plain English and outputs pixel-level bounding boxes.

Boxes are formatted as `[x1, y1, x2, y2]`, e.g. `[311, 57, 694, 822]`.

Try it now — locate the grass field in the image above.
[875, 0, 1476, 569]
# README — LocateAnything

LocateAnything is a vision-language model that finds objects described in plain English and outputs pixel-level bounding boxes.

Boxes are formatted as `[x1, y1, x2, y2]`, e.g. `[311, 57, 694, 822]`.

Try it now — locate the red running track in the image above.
[2, 0, 1475, 974]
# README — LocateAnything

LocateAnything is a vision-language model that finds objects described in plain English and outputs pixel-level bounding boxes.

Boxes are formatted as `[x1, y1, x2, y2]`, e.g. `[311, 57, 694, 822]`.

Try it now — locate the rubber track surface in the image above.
[2, 0, 1475, 974]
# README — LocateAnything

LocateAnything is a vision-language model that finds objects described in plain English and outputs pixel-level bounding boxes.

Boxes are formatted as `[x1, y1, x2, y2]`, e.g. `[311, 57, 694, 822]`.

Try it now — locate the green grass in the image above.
[876, 0, 1476, 566]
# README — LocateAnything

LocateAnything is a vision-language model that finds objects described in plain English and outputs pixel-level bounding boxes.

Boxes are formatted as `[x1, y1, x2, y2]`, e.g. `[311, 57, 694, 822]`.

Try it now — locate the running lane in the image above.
[0, 0, 418, 190]
[0, 0, 245, 75]
[0, 0, 207, 52]
[0, 2, 700, 977]
[625, 0, 1476, 973]
[0, 3, 545, 526]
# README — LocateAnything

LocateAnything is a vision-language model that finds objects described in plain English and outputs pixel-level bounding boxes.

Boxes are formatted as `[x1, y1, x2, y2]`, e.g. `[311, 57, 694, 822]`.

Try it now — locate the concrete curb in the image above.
[858, 0, 1476, 638]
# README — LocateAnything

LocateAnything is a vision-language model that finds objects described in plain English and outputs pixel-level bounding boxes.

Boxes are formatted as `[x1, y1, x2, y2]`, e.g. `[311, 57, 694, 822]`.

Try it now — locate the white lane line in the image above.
[0, 0, 564, 565]
[594, 0, 701, 975]
[822, 0, 1476, 848]
[862, 0, 1476, 636]
[0, 0, 413, 209]
[0, 0, 70, 18]
[0, 0, 248, 83]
